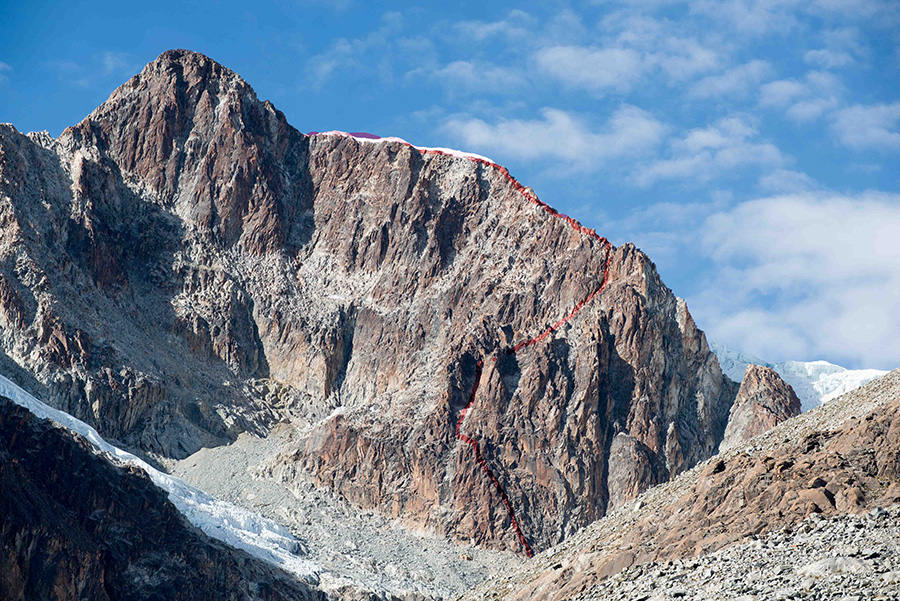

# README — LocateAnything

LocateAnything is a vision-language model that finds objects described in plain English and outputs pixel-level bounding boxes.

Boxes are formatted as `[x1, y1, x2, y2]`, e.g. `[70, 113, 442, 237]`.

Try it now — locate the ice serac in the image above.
[720, 364, 801, 451]
[0, 49, 737, 553]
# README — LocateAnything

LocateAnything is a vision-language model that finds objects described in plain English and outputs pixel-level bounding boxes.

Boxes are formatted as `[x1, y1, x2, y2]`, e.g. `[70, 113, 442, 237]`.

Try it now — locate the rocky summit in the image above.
[720, 364, 801, 451]
[1, 48, 896, 601]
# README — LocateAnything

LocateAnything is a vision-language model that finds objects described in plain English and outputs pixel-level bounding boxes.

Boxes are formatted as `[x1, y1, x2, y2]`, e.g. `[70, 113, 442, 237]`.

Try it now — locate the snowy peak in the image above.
[710, 342, 888, 412]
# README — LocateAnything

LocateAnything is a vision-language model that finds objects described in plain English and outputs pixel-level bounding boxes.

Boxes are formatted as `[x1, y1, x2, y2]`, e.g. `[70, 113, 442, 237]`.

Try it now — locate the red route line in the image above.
[455, 359, 534, 557]
[309, 131, 614, 557]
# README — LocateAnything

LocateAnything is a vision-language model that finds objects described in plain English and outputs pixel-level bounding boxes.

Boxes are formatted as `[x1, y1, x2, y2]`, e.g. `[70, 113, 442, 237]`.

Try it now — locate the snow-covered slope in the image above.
[775, 360, 889, 412]
[0, 373, 320, 585]
[710, 342, 888, 412]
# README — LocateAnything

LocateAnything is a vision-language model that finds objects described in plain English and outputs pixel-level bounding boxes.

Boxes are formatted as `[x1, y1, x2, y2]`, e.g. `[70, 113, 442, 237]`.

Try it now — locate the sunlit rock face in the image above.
[720, 364, 802, 451]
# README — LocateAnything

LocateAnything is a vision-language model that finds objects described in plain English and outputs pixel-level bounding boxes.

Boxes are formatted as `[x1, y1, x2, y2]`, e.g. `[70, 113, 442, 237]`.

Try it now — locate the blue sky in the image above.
[1, 0, 899, 369]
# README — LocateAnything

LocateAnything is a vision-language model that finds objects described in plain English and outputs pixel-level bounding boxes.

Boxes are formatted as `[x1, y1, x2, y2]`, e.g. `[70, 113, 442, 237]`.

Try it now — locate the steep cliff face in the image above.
[0, 49, 736, 553]
[0, 396, 322, 601]
[720, 364, 802, 451]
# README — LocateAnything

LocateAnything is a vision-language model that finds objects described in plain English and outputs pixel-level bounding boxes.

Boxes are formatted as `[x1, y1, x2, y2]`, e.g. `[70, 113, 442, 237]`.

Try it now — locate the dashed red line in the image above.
[309, 131, 614, 557]
[455, 359, 534, 557]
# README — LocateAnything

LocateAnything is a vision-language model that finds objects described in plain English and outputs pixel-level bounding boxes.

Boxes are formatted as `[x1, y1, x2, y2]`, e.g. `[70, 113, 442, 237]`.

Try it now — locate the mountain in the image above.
[3, 48, 895, 601]
[0, 48, 740, 558]
[0, 373, 322, 583]
[711, 342, 887, 411]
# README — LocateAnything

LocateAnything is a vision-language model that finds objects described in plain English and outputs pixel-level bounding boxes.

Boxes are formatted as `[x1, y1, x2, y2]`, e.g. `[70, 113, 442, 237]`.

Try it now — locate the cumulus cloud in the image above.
[831, 103, 900, 150]
[306, 13, 436, 90]
[636, 116, 785, 185]
[689, 0, 800, 35]
[533, 13, 721, 95]
[690, 192, 900, 368]
[758, 169, 820, 193]
[804, 49, 854, 68]
[804, 27, 868, 68]
[451, 10, 536, 43]
[535, 46, 645, 93]
[442, 105, 666, 168]
[431, 60, 525, 94]
[758, 80, 808, 107]
[45, 51, 136, 89]
[690, 60, 773, 99]
[758, 70, 843, 121]
[649, 37, 720, 81]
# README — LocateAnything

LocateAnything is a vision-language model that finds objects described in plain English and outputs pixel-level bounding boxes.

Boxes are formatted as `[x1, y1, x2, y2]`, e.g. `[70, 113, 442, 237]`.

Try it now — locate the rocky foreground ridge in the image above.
[461, 367, 900, 600]
[589, 506, 900, 601]
[0, 49, 741, 554]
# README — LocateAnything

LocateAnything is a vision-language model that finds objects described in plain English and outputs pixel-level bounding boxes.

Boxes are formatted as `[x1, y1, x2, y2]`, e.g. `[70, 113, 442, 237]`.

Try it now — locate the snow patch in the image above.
[0, 373, 320, 584]
[308, 130, 496, 164]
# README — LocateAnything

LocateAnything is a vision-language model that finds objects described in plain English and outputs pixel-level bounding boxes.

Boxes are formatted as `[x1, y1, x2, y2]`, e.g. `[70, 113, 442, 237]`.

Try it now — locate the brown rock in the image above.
[720, 365, 801, 451]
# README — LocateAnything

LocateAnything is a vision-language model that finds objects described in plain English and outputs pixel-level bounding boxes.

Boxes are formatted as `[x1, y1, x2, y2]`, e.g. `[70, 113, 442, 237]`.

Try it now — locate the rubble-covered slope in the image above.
[586, 506, 900, 600]
[460, 368, 900, 600]
[0, 49, 737, 553]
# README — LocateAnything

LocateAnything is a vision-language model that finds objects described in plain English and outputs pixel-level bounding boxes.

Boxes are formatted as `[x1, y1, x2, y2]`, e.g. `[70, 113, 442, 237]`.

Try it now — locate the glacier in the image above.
[0, 373, 320, 585]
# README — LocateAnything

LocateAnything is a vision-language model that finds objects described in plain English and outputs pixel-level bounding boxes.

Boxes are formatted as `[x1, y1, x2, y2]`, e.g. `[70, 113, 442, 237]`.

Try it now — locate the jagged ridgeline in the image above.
[0, 49, 738, 553]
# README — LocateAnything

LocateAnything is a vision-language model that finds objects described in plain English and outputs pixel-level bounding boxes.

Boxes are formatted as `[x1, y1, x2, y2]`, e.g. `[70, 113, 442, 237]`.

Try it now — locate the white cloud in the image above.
[759, 80, 807, 107]
[786, 97, 839, 121]
[534, 27, 721, 95]
[99, 51, 131, 76]
[691, 192, 900, 368]
[690, 0, 800, 35]
[306, 12, 433, 89]
[649, 37, 720, 80]
[804, 27, 868, 68]
[451, 10, 536, 43]
[300, 0, 356, 10]
[0, 61, 10, 85]
[690, 60, 773, 99]
[442, 105, 666, 168]
[831, 102, 900, 150]
[45, 51, 136, 89]
[804, 49, 854, 68]
[811, 0, 899, 20]
[758, 70, 843, 121]
[535, 46, 645, 93]
[758, 169, 820, 193]
[636, 116, 785, 185]
[431, 61, 524, 94]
